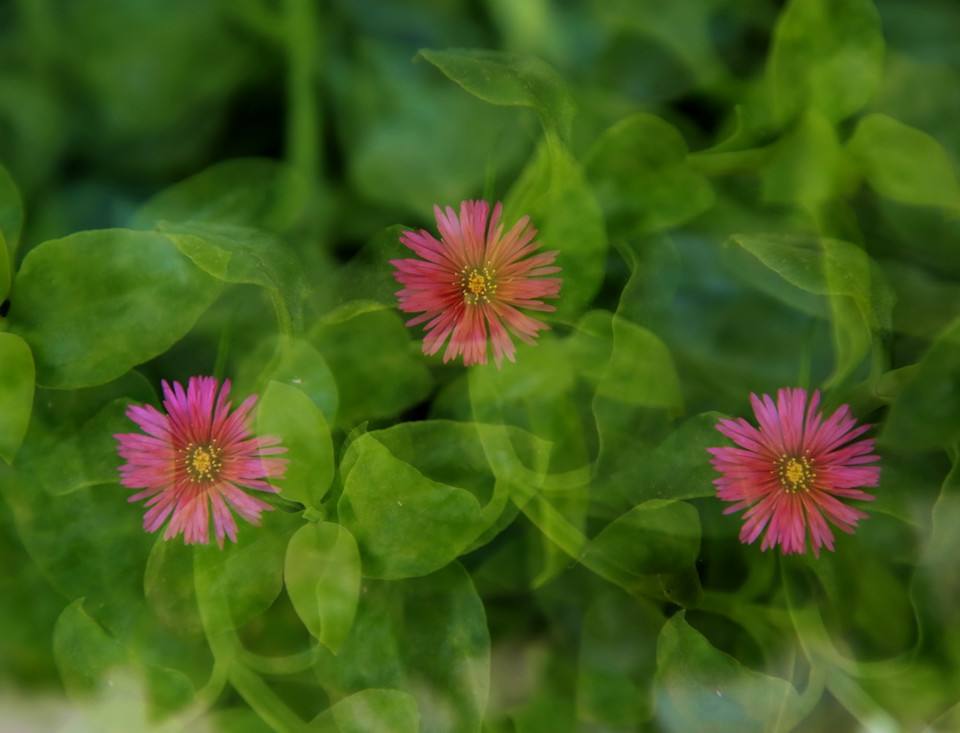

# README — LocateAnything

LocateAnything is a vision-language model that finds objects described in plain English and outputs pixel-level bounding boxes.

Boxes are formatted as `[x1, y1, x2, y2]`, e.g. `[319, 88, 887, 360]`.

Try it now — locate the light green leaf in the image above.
[848, 113, 960, 209]
[285, 523, 361, 654]
[600, 316, 683, 410]
[0, 162, 23, 264]
[257, 381, 334, 507]
[767, 0, 884, 124]
[505, 138, 607, 319]
[7, 229, 221, 388]
[656, 613, 805, 732]
[762, 111, 848, 205]
[143, 538, 202, 636]
[585, 113, 714, 237]
[731, 233, 893, 384]
[0, 231, 10, 303]
[0, 332, 34, 464]
[310, 689, 419, 733]
[309, 306, 432, 429]
[418, 48, 575, 142]
[131, 158, 308, 233]
[882, 316, 960, 451]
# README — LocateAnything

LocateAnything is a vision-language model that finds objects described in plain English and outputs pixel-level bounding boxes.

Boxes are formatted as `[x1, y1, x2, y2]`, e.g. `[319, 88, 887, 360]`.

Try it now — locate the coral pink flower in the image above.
[392, 200, 562, 367]
[708, 388, 880, 556]
[115, 377, 287, 547]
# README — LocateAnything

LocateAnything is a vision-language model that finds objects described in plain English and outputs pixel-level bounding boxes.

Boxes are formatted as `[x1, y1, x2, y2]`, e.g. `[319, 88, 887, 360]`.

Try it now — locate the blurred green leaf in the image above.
[309, 305, 432, 428]
[0, 232, 10, 303]
[505, 138, 607, 319]
[0, 332, 34, 464]
[144, 538, 202, 636]
[600, 315, 683, 409]
[311, 689, 419, 733]
[767, 0, 884, 124]
[731, 233, 892, 384]
[883, 316, 960, 451]
[0, 161, 23, 263]
[317, 563, 489, 733]
[848, 113, 960, 209]
[585, 113, 714, 237]
[7, 229, 221, 388]
[656, 613, 805, 732]
[761, 111, 848, 206]
[285, 522, 361, 654]
[419, 48, 575, 142]
[577, 590, 663, 727]
[159, 222, 307, 332]
[132, 158, 308, 234]
[257, 381, 333, 508]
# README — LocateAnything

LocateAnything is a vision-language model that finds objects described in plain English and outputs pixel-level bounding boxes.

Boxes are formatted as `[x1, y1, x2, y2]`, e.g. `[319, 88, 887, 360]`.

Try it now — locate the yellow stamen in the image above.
[776, 454, 815, 493]
[183, 441, 223, 483]
[459, 265, 498, 305]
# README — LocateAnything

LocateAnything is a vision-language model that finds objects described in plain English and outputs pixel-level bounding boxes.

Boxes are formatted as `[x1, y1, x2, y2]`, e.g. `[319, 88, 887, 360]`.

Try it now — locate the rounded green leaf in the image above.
[418, 48, 575, 141]
[656, 613, 805, 732]
[311, 689, 419, 733]
[0, 162, 22, 263]
[285, 523, 361, 653]
[0, 231, 10, 303]
[768, 0, 884, 124]
[7, 229, 221, 388]
[257, 381, 334, 507]
[0, 332, 34, 464]
[848, 113, 960, 209]
[585, 114, 714, 237]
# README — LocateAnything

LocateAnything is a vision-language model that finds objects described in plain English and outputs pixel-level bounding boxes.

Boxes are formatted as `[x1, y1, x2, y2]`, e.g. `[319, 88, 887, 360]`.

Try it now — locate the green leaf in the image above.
[882, 316, 960, 451]
[0, 162, 23, 263]
[505, 138, 607, 319]
[159, 222, 307, 332]
[731, 233, 893, 384]
[761, 111, 848, 206]
[309, 305, 432, 429]
[0, 231, 10, 303]
[285, 522, 361, 654]
[131, 158, 308, 234]
[257, 381, 334, 507]
[577, 590, 664, 727]
[0, 332, 34, 464]
[581, 500, 701, 592]
[585, 113, 714, 237]
[7, 229, 220, 388]
[339, 432, 485, 579]
[143, 538, 202, 636]
[318, 563, 489, 733]
[418, 48, 575, 142]
[600, 316, 683, 409]
[767, 0, 884, 124]
[311, 689, 419, 733]
[848, 113, 960, 209]
[656, 613, 805, 732]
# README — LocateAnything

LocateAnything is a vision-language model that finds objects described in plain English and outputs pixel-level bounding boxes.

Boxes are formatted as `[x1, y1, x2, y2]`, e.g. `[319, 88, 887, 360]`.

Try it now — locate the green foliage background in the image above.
[1, 0, 959, 730]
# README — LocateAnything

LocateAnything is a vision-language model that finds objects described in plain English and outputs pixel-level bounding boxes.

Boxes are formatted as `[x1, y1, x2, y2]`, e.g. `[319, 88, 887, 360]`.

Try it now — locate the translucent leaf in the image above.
[418, 48, 575, 142]
[0, 161, 22, 263]
[309, 305, 432, 429]
[310, 689, 419, 733]
[0, 332, 34, 464]
[317, 563, 489, 733]
[257, 381, 334, 508]
[767, 0, 884, 124]
[285, 522, 361, 654]
[655, 613, 805, 732]
[848, 113, 960, 209]
[131, 158, 308, 234]
[585, 113, 714, 237]
[882, 316, 960, 451]
[143, 538, 202, 636]
[505, 138, 607, 319]
[7, 229, 221, 388]
[761, 111, 848, 206]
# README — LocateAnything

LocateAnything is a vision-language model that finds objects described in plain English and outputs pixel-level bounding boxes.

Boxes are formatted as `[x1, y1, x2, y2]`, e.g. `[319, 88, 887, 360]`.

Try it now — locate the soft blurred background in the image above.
[2, 0, 960, 731]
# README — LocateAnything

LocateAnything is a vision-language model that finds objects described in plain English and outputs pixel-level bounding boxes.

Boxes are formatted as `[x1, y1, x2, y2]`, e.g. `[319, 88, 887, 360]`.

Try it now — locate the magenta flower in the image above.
[708, 387, 880, 556]
[391, 200, 562, 367]
[115, 377, 287, 547]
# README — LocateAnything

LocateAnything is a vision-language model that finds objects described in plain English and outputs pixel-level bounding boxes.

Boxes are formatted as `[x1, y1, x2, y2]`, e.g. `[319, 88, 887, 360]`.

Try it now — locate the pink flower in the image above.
[391, 200, 562, 367]
[115, 377, 287, 547]
[708, 388, 880, 556]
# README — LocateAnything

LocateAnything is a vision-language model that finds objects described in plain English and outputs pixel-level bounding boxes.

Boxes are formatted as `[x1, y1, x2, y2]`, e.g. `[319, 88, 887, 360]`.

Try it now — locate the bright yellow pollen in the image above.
[467, 271, 488, 296]
[182, 441, 223, 483]
[458, 265, 498, 305]
[775, 454, 815, 493]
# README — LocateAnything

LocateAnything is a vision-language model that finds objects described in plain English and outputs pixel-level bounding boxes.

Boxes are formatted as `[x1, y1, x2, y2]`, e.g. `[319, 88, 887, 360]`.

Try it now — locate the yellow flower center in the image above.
[183, 442, 223, 483]
[458, 265, 497, 305]
[777, 454, 815, 493]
